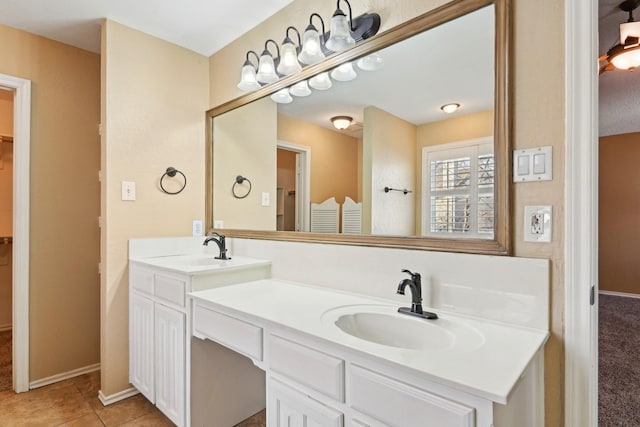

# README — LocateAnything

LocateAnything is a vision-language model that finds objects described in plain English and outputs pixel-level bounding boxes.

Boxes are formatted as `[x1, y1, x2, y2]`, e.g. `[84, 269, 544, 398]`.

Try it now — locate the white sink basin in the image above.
[322, 305, 485, 351]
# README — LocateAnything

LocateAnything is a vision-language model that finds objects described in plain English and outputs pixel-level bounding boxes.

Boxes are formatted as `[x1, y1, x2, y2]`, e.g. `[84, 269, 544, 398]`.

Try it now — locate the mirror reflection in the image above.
[212, 4, 495, 239]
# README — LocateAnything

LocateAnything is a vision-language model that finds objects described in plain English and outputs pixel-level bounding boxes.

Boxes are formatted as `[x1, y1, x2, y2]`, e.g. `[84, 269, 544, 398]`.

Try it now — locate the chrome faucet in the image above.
[396, 269, 438, 319]
[203, 232, 230, 260]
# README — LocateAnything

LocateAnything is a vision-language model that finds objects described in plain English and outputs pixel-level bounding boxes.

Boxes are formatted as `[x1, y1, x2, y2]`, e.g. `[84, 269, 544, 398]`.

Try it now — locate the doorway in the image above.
[0, 74, 31, 394]
[276, 141, 310, 232]
[0, 88, 13, 392]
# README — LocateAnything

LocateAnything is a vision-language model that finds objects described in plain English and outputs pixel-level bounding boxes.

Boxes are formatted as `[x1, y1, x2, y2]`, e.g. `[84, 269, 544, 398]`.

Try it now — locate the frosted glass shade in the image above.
[309, 72, 333, 90]
[330, 62, 357, 82]
[611, 47, 640, 70]
[270, 88, 293, 104]
[326, 11, 355, 52]
[298, 26, 325, 64]
[289, 80, 312, 97]
[237, 63, 261, 91]
[331, 116, 352, 130]
[356, 53, 384, 71]
[256, 51, 278, 84]
[277, 41, 302, 75]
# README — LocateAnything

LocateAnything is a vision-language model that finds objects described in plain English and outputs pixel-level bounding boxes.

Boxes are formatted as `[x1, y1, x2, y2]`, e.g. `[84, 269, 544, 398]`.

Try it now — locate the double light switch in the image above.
[513, 146, 552, 182]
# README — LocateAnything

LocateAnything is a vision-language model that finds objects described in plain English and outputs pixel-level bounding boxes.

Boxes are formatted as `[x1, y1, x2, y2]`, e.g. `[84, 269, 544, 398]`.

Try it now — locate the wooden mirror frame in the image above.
[205, 0, 511, 256]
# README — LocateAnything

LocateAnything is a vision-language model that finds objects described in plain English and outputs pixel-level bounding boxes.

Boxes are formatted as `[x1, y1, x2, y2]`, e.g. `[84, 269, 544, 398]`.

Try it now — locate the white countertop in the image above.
[130, 254, 270, 275]
[189, 279, 549, 404]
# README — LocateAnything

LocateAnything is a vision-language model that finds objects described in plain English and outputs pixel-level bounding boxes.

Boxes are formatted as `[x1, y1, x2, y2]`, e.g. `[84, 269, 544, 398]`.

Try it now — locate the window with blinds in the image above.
[422, 138, 494, 239]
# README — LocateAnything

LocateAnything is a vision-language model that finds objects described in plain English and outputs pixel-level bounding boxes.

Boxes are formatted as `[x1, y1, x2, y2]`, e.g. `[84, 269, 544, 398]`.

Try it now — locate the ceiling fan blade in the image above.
[599, 63, 615, 75]
[598, 54, 609, 62]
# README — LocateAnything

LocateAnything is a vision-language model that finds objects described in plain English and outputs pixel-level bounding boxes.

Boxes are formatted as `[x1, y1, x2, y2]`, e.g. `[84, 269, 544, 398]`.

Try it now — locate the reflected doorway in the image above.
[276, 141, 310, 232]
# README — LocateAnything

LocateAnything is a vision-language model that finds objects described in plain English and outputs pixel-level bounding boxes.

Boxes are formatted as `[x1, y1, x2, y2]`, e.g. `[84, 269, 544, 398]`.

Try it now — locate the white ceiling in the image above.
[0, 0, 294, 56]
[599, 0, 640, 136]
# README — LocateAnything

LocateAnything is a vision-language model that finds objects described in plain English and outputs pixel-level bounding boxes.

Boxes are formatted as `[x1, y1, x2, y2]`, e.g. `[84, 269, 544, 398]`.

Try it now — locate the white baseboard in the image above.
[98, 387, 140, 406]
[0, 324, 11, 332]
[29, 363, 100, 390]
[599, 290, 640, 299]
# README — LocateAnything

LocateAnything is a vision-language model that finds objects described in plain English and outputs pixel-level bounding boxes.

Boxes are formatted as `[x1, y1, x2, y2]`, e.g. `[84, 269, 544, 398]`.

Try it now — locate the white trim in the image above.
[0, 324, 11, 332]
[599, 290, 640, 299]
[564, 0, 598, 425]
[0, 74, 31, 394]
[277, 140, 311, 232]
[98, 387, 140, 406]
[29, 363, 100, 390]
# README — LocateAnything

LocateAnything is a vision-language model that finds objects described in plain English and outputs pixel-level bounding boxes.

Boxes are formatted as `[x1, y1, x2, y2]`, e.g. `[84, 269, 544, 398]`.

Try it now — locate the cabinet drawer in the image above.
[268, 334, 344, 402]
[349, 365, 475, 427]
[193, 304, 263, 361]
[130, 267, 154, 295]
[154, 274, 186, 307]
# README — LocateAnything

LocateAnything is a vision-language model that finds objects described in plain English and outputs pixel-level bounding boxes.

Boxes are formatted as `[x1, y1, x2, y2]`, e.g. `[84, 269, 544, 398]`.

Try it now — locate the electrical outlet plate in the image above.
[524, 205, 552, 243]
[121, 181, 136, 201]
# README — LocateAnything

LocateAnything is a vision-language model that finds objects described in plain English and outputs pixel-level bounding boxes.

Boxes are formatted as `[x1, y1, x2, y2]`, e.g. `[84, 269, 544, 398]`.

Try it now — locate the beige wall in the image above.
[0, 24, 101, 380]
[101, 20, 209, 396]
[213, 97, 277, 231]
[0, 89, 13, 329]
[599, 132, 640, 295]
[277, 114, 359, 206]
[363, 106, 416, 235]
[415, 110, 494, 235]
[210, 0, 565, 425]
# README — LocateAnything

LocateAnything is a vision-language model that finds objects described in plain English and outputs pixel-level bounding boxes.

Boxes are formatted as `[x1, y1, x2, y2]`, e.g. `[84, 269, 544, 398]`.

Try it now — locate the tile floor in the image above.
[0, 370, 265, 426]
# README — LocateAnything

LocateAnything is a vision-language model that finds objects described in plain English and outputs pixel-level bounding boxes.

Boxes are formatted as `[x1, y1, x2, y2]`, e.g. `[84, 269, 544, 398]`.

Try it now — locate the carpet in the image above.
[599, 293, 640, 426]
[0, 330, 10, 391]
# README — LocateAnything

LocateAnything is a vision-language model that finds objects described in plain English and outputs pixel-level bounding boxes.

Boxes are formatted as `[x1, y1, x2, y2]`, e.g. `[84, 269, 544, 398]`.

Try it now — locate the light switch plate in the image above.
[513, 147, 552, 182]
[524, 205, 552, 242]
[261, 192, 270, 206]
[192, 220, 203, 237]
[214, 220, 224, 229]
[121, 181, 136, 201]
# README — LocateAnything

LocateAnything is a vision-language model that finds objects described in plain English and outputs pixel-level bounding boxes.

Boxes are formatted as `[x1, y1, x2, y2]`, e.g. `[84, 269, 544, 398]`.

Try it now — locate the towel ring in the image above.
[232, 175, 252, 199]
[160, 167, 187, 195]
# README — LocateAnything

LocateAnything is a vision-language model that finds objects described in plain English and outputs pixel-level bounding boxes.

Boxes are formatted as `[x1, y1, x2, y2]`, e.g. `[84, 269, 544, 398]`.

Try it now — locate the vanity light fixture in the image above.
[236, 2, 380, 93]
[440, 103, 461, 114]
[331, 115, 353, 130]
[277, 27, 303, 75]
[326, 0, 357, 52]
[356, 53, 384, 71]
[270, 88, 293, 104]
[298, 13, 327, 65]
[309, 72, 333, 90]
[237, 51, 262, 91]
[331, 61, 357, 81]
[289, 80, 312, 97]
[600, 0, 640, 73]
[256, 39, 280, 84]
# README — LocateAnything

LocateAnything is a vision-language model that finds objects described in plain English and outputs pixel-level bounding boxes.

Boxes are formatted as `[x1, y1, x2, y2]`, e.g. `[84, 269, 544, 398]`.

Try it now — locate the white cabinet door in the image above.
[268, 378, 343, 427]
[155, 303, 186, 427]
[129, 292, 155, 403]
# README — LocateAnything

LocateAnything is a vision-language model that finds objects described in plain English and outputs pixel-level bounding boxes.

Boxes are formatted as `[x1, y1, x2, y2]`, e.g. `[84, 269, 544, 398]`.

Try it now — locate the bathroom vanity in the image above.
[128, 238, 270, 427]
[190, 279, 548, 427]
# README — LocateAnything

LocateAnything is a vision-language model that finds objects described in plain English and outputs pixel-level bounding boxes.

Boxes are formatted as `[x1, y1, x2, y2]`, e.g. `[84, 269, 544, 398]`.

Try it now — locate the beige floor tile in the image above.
[94, 394, 156, 427]
[67, 371, 100, 398]
[119, 410, 175, 427]
[54, 411, 105, 427]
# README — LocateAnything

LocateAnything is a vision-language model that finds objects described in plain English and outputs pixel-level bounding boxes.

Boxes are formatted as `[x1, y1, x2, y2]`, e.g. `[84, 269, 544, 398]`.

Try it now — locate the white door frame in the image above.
[0, 74, 31, 393]
[277, 141, 311, 232]
[564, 0, 598, 425]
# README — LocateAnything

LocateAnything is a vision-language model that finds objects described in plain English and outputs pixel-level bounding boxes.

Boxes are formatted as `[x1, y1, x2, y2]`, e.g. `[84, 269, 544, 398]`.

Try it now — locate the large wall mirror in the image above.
[206, 0, 511, 255]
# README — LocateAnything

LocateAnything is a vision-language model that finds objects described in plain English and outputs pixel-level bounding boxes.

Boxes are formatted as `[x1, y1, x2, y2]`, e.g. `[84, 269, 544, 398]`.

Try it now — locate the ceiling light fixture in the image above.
[600, 0, 640, 73]
[440, 103, 461, 114]
[331, 116, 353, 130]
[237, 3, 380, 92]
